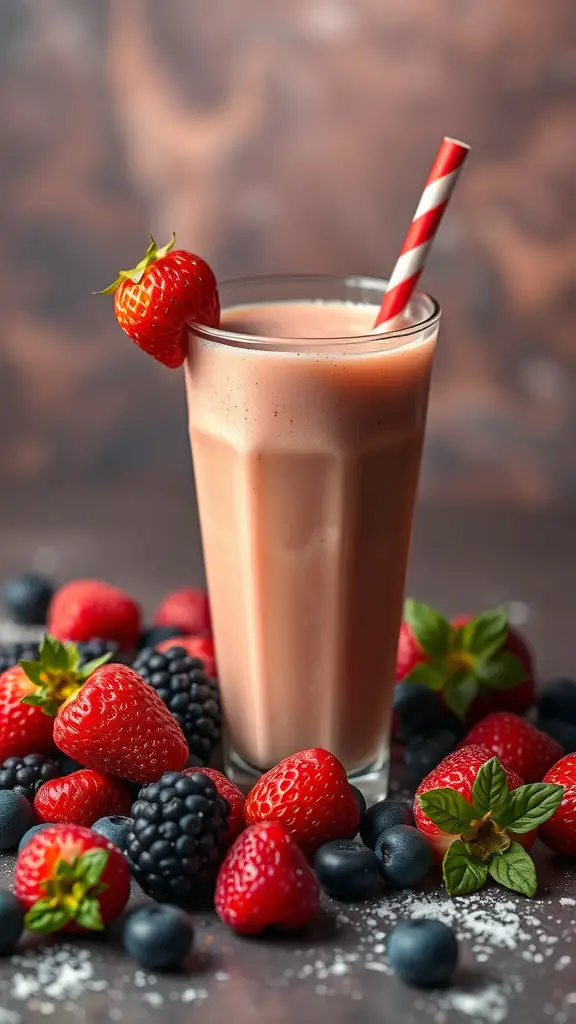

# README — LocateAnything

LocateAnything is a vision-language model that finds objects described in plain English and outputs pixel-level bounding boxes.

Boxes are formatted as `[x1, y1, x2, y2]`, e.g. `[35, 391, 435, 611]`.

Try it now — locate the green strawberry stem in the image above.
[97, 234, 176, 294]
[19, 634, 111, 717]
[403, 600, 527, 717]
[24, 848, 110, 934]
[418, 757, 564, 898]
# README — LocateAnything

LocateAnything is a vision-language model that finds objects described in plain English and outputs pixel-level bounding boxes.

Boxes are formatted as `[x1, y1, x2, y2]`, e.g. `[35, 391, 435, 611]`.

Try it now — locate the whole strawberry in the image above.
[183, 766, 245, 841]
[0, 666, 56, 761]
[244, 748, 360, 856]
[414, 745, 563, 897]
[539, 754, 576, 857]
[34, 770, 132, 827]
[48, 579, 140, 652]
[100, 236, 220, 368]
[461, 712, 563, 783]
[215, 822, 320, 935]
[18, 636, 188, 783]
[154, 587, 212, 638]
[396, 601, 535, 723]
[156, 635, 216, 678]
[14, 823, 130, 933]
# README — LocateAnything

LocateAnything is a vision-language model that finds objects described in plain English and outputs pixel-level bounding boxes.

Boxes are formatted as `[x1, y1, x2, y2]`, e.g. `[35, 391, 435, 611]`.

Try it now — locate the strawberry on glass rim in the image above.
[99, 234, 220, 368]
[397, 600, 535, 722]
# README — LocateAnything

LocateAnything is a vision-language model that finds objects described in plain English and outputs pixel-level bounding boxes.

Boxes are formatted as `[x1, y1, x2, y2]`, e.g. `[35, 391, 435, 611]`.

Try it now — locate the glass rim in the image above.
[189, 273, 441, 349]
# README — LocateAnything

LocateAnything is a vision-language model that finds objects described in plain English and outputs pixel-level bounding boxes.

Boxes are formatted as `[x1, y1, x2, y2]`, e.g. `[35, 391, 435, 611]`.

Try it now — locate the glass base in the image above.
[226, 745, 390, 806]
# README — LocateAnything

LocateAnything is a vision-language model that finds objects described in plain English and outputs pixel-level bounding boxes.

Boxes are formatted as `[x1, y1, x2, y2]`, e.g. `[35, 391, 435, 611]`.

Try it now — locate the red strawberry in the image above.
[396, 600, 535, 725]
[100, 235, 220, 369]
[183, 766, 245, 840]
[244, 748, 360, 856]
[414, 744, 529, 860]
[414, 745, 563, 898]
[215, 822, 320, 935]
[460, 712, 563, 783]
[539, 754, 576, 857]
[156, 634, 216, 678]
[48, 579, 140, 651]
[154, 587, 212, 638]
[34, 770, 132, 827]
[53, 664, 188, 783]
[14, 823, 130, 934]
[0, 666, 56, 760]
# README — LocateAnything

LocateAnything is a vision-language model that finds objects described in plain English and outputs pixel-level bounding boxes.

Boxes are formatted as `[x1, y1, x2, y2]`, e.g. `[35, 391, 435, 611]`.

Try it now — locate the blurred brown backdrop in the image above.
[1, 0, 575, 525]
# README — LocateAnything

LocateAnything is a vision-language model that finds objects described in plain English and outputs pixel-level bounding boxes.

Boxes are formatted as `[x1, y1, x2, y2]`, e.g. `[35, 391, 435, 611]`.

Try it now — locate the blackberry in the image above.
[0, 641, 40, 676]
[76, 637, 125, 666]
[132, 647, 221, 764]
[0, 754, 61, 803]
[126, 771, 229, 904]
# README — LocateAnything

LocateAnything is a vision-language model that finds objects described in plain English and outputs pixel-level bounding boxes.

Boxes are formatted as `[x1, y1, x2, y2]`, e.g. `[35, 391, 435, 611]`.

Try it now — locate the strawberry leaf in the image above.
[442, 839, 488, 896]
[462, 608, 508, 658]
[417, 788, 476, 834]
[41, 635, 70, 672]
[56, 857, 78, 879]
[78, 654, 112, 679]
[499, 783, 564, 833]
[76, 849, 109, 888]
[488, 843, 537, 897]
[405, 662, 447, 691]
[403, 599, 451, 658]
[442, 676, 479, 718]
[74, 898, 105, 932]
[18, 661, 45, 688]
[475, 651, 526, 691]
[472, 757, 510, 818]
[25, 899, 73, 934]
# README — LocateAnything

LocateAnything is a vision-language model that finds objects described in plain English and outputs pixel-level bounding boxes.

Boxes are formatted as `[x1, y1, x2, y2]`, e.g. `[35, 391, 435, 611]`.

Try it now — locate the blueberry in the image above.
[122, 905, 194, 969]
[375, 825, 432, 888]
[139, 625, 182, 650]
[539, 679, 576, 725]
[2, 574, 53, 625]
[0, 791, 35, 850]
[404, 729, 457, 783]
[388, 919, 458, 986]
[393, 683, 442, 740]
[350, 785, 367, 816]
[537, 718, 576, 754]
[91, 816, 134, 851]
[0, 892, 25, 955]
[314, 839, 381, 901]
[18, 823, 53, 852]
[360, 799, 414, 850]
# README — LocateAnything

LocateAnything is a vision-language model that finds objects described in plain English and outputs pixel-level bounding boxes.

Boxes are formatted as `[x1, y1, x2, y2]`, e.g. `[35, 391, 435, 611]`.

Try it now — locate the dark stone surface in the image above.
[0, 497, 575, 1020]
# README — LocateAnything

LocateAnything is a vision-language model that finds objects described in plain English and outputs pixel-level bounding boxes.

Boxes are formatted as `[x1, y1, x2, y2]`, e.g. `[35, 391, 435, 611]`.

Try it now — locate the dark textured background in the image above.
[1, 0, 575, 510]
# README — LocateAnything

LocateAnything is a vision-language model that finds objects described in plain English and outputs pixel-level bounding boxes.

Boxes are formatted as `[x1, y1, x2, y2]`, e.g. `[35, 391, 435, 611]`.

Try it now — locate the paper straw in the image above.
[374, 137, 470, 328]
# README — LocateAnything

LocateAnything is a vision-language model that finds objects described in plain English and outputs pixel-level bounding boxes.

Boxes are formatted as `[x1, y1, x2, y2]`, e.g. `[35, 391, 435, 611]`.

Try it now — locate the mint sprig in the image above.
[418, 756, 564, 898]
[402, 600, 528, 717]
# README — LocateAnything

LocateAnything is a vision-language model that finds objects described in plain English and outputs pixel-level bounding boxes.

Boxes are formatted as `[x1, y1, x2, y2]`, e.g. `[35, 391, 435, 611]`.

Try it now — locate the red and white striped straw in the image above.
[373, 136, 470, 328]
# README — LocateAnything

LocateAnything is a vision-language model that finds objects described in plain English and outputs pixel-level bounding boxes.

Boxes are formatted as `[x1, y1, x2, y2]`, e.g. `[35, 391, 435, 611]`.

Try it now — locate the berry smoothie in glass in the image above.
[184, 277, 439, 798]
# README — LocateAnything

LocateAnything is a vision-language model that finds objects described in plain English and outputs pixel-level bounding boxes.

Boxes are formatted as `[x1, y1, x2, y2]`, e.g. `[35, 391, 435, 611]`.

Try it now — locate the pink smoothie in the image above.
[185, 296, 438, 775]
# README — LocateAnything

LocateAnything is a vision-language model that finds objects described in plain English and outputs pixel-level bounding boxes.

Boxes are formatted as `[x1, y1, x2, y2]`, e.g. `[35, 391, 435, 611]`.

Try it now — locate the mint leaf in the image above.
[442, 839, 488, 896]
[25, 899, 72, 934]
[462, 608, 508, 657]
[403, 599, 451, 657]
[74, 898, 105, 932]
[417, 788, 475, 834]
[476, 651, 526, 691]
[76, 849, 109, 888]
[499, 783, 564, 833]
[488, 842, 537, 897]
[472, 757, 510, 818]
[443, 676, 479, 718]
[405, 662, 447, 691]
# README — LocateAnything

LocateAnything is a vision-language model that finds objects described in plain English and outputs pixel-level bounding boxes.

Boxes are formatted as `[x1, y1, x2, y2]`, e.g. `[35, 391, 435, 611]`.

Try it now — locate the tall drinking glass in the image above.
[185, 274, 440, 800]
